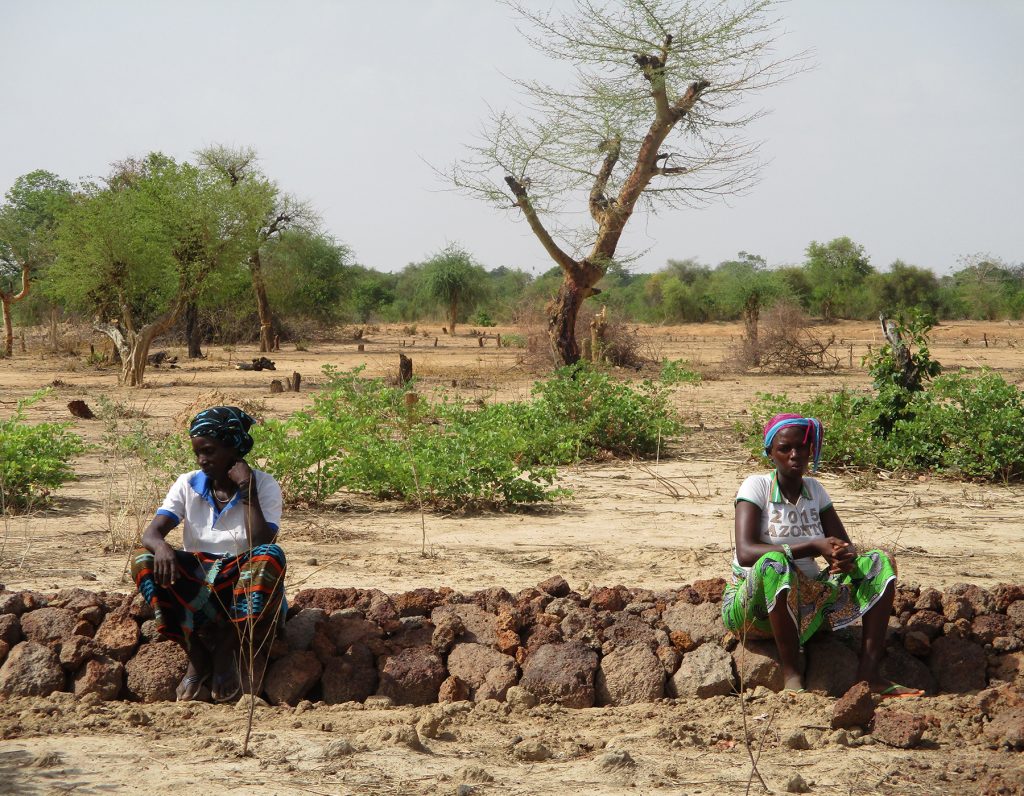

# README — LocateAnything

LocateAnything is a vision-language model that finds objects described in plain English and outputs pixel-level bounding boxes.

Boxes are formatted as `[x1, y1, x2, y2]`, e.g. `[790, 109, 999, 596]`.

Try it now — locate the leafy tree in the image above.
[804, 237, 874, 321]
[47, 153, 262, 386]
[451, 0, 800, 364]
[422, 245, 488, 335]
[262, 230, 354, 324]
[197, 145, 318, 351]
[867, 259, 941, 316]
[0, 170, 73, 356]
[950, 253, 1016, 320]
[349, 267, 396, 323]
[710, 252, 782, 362]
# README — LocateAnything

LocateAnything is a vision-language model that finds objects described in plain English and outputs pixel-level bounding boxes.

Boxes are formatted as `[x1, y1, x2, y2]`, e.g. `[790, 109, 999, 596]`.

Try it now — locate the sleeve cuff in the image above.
[155, 508, 180, 527]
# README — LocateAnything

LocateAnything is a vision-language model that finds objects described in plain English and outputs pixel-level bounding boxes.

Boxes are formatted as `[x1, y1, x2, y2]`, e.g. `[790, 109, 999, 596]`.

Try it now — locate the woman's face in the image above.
[769, 426, 811, 478]
[191, 435, 237, 477]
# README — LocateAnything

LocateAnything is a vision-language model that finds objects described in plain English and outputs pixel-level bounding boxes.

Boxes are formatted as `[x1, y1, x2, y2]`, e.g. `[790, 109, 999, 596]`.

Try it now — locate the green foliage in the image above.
[262, 230, 354, 324]
[471, 310, 496, 327]
[0, 390, 84, 512]
[804, 237, 875, 321]
[252, 363, 682, 508]
[501, 333, 527, 348]
[749, 316, 1024, 482]
[421, 244, 488, 332]
[96, 398, 193, 482]
[660, 358, 702, 385]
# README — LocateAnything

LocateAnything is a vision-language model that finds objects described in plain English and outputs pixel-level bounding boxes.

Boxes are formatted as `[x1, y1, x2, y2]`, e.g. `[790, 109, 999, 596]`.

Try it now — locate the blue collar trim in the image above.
[188, 471, 240, 522]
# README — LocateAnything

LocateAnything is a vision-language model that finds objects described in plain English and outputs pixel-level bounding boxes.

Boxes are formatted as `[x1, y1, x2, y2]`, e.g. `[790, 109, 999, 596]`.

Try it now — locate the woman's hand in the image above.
[815, 536, 855, 574]
[153, 540, 177, 586]
[227, 459, 253, 490]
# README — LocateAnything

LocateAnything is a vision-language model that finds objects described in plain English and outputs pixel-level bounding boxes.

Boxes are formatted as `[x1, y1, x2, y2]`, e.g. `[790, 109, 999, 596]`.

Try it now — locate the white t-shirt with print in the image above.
[156, 469, 282, 556]
[733, 472, 832, 579]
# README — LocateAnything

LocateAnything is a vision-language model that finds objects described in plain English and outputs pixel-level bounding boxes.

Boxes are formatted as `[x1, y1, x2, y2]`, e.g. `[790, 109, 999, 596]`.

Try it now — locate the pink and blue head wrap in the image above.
[763, 413, 824, 472]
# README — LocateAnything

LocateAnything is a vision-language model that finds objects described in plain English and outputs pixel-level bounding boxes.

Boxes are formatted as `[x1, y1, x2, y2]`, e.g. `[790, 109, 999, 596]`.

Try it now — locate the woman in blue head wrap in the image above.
[721, 414, 922, 697]
[131, 406, 287, 702]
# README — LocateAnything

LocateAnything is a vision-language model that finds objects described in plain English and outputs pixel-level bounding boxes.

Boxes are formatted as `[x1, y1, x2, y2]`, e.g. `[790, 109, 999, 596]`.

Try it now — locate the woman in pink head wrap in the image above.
[721, 413, 922, 696]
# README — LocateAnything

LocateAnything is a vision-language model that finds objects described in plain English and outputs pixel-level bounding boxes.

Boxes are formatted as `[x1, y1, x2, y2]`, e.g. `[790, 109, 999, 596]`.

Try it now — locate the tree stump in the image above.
[399, 354, 413, 386]
[67, 400, 95, 420]
[434, 338, 438, 347]
[496, 334, 501, 347]
[291, 372, 301, 392]
[270, 380, 284, 394]
[478, 336, 484, 347]
[590, 306, 608, 363]
[357, 343, 365, 352]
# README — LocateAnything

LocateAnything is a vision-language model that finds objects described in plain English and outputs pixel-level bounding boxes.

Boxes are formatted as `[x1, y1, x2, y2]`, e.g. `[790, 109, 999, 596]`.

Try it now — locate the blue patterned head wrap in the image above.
[189, 406, 256, 456]
[763, 413, 824, 472]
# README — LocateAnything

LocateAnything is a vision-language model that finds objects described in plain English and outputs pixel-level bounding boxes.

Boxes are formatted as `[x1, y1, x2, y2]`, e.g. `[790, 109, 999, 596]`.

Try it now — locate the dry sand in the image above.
[1, 319, 1023, 794]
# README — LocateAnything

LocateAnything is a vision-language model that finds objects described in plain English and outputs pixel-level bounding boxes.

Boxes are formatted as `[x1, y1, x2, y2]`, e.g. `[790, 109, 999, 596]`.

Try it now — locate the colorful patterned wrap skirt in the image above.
[131, 544, 286, 647]
[721, 549, 896, 646]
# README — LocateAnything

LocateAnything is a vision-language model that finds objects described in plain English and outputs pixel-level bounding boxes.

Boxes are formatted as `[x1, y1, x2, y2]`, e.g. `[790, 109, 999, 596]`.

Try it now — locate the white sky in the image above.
[2, 1, 1021, 276]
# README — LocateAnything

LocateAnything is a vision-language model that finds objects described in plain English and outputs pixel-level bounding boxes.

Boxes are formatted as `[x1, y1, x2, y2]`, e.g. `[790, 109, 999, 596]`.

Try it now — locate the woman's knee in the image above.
[129, 547, 155, 581]
[252, 542, 285, 564]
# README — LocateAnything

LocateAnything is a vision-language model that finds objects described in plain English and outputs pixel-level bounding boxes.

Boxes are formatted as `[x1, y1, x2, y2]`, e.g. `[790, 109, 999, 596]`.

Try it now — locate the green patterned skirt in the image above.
[721, 549, 896, 646]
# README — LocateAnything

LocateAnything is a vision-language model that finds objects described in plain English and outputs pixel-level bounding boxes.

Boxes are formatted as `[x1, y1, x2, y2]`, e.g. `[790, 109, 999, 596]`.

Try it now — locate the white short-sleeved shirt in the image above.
[733, 472, 833, 579]
[156, 469, 282, 556]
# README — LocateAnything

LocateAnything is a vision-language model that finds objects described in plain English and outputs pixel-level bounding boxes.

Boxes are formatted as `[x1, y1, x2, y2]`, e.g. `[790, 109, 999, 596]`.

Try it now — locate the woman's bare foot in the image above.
[176, 648, 211, 702]
[210, 632, 241, 703]
[870, 681, 925, 698]
[783, 673, 804, 692]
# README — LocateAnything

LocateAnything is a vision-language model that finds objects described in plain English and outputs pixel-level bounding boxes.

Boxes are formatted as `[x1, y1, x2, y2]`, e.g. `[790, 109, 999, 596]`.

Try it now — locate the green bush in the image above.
[0, 390, 85, 512]
[660, 358, 702, 385]
[252, 363, 682, 508]
[749, 369, 1024, 482]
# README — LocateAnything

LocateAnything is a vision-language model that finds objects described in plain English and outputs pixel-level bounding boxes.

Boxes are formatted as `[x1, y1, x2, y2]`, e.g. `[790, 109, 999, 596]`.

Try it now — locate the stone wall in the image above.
[0, 578, 1021, 706]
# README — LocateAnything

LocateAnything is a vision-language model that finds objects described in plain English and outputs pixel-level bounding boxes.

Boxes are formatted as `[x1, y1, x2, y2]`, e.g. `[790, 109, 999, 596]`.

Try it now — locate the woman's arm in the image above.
[228, 461, 276, 548]
[141, 514, 180, 586]
[820, 506, 855, 572]
[735, 501, 834, 566]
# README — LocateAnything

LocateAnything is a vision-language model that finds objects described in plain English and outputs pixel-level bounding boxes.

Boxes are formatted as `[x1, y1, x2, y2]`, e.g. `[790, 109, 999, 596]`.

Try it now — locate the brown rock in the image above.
[0, 641, 65, 697]
[364, 591, 401, 633]
[972, 614, 1010, 645]
[495, 629, 520, 656]
[284, 608, 326, 651]
[831, 681, 875, 729]
[93, 612, 140, 662]
[60, 635, 100, 670]
[519, 641, 598, 708]
[942, 593, 973, 622]
[903, 630, 931, 657]
[991, 584, 1024, 613]
[21, 591, 50, 611]
[325, 613, 383, 651]
[20, 607, 77, 648]
[595, 643, 664, 706]
[377, 646, 446, 705]
[588, 587, 625, 612]
[438, 675, 470, 702]
[906, 609, 945, 639]
[669, 630, 698, 654]
[692, 578, 726, 604]
[77, 605, 105, 627]
[872, 710, 927, 748]
[0, 614, 22, 646]
[988, 652, 1024, 690]
[732, 641, 783, 692]
[431, 610, 465, 654]
[560, 607, 603, 648]
[913, 587, 942, 612]
[929, 635, 986, 693]
[125, 641, 188, 702]
[954, 583, 994, 616]
[656, 644, 680, 675]
[669, 643, 734, 698]
[0, 640, 8, 665]
[0, 592, 26, 616]
[447, 643, 518, 702]
[387, 617, 435, 652]
[880, 645, 936, 695]
[394, 588, 445, 617]
[310, 622, 338, 662]
[264, 650, 323, 706]
[292, 587, 361, 613]
[521, 624, 563, 658]
[662, 601, 723, 648]
[804, 637, 859, 697]
[430, 604, 497, 648]
[73, 655, 123, 700]
[321, 642, 377, 704]
[537, 575, 571, 598]
[984, 707, 1024, 751]
[127, 593, 154, 620]
[892, 585, 919, 615]
[52, 588, 102, 614]
[73, 619, 95, 637]
[471, 586, 514, 614]
[603, 615, 659, 652]
[1007, 600, 1024, 632]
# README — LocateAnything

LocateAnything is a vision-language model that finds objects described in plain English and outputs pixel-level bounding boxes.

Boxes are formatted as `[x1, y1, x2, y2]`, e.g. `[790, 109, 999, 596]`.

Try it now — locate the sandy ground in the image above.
[1, 319, 1023, 795]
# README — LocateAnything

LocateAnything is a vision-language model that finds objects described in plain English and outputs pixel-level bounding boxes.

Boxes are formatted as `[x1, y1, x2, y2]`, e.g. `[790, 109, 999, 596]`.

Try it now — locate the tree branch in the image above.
[504, 175, 579, 274]
[589, 136, 621, 223]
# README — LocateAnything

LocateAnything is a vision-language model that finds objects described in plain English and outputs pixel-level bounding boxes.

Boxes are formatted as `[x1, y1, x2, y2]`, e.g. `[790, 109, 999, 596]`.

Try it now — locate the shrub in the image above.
[660, 358, 702, 385]
[0, 390, 85, 512]
[471, 310, 497, 327]
[252, 363, 682, 508]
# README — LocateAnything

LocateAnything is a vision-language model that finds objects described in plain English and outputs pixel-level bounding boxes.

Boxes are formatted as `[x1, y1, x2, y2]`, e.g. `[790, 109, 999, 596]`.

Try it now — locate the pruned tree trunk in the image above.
[184, 302, 204, 359]
[448, 298, 458, 336]
[0, 264, 31, 357]
[250, 250, 274, 353]
[589, 305, 608, 363]
[744, 303, 760, 366]
[95, 305, 182, 387]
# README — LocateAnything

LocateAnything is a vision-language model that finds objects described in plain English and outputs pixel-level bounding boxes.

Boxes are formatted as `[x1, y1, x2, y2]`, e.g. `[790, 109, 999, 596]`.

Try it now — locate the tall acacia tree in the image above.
[49, 153, 261, 386]
[0, 170, 73, 356]
[198, 145, 318, 352]
[451, 0, 799, 364]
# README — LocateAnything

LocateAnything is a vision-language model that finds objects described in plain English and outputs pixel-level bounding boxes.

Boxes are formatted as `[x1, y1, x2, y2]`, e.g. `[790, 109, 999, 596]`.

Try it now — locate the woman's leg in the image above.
[858, 579, 895, 687]
[767, 593, 804, 691]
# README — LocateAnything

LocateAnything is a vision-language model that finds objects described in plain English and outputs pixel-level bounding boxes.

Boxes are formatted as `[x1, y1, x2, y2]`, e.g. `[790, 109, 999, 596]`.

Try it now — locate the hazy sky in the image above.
[2, 1, 1021, 276]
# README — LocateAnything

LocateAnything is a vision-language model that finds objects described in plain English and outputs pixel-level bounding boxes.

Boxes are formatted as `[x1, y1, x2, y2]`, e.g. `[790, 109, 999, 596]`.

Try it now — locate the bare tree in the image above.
[198, 145, 318, 351]
[451, 0, 802, 364]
